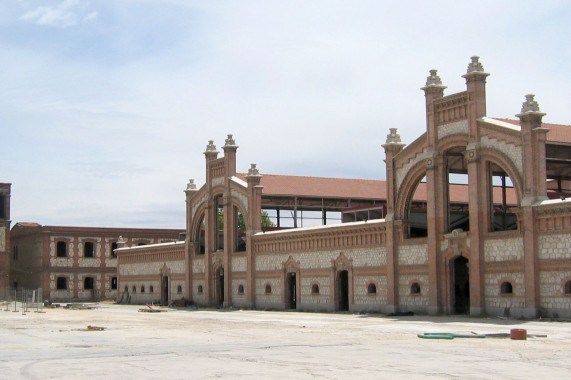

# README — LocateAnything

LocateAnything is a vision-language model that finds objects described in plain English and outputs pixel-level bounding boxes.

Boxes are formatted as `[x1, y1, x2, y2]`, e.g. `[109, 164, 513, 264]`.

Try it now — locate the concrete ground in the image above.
[1, 302, 570, 379]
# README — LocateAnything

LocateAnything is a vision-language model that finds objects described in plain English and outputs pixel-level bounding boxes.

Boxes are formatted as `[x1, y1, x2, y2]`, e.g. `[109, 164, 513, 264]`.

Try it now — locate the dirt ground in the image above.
[1, 302, 570, 379]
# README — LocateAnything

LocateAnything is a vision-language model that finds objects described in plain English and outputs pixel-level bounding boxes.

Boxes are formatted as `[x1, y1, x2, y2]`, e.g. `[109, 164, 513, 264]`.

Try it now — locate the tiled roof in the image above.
[494, 118, 571, 144]
[238, 174, 518, 204]
[244, 174, 387, 200]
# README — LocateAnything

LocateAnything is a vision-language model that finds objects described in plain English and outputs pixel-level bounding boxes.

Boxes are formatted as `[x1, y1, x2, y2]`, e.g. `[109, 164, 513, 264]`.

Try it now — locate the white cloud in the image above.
[20, 0, 97, 28]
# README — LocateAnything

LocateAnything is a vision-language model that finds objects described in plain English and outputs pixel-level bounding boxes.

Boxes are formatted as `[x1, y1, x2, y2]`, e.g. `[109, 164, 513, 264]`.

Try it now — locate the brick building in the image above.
[10, 224, 183, 301]
[117, 57, 571, 318]
[0, 183, 11, 297]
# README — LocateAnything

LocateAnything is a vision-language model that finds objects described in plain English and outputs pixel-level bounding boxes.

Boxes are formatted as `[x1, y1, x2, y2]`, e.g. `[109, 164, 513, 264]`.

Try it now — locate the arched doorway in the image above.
[161, 276, 169, 306]
[215, 267, 224, 307]
[286, 272, 296, 310]
[452, 256, 470, 314]
[337, 270, 349, 311]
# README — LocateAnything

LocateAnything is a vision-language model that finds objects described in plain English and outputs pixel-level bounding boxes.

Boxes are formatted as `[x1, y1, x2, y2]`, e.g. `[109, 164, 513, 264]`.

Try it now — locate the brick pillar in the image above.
[184, 179, 198, 303]
[462, 56, 489, 140]
[203, 140, 219, 306]
[516, 94, 548, 318]
[465, 146, 485, 316]
[382, 129, 405, 313]
[421, 69, 446, 315]
[222, 135, 238, 307]
[246, 164, 263, 308]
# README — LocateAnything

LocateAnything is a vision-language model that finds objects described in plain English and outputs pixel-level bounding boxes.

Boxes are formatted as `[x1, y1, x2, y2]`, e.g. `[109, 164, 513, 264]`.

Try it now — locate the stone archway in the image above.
[333, 253, 353, 312]
[283, 256, 300, 310]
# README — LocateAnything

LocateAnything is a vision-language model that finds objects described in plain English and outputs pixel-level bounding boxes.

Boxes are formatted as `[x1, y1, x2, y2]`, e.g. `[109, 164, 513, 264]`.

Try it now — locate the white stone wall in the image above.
[300, 276, 331, 305]
[192, 280, 206, 304]
[231, 279, 248, 306]
[125, 280, 161, 304]
[255, 278, 282, 305]
[398, 274, 429, 307]
[484, 272, 525, 309]
[437, 120, 468, 140]
[193, 257, 205, 273]
[119, 260, 185, 276]
[232, 256, 247, 272]
[539, 271, 571, 312]
[255, 247, 386, 272]
[398, 244, 428, 266]
[103, 273, 118, 299]
[353, 275, 387, 305]
[538, 233, 571, 260]
[77, 273, 102, 299]
[484, 237, 523, 262]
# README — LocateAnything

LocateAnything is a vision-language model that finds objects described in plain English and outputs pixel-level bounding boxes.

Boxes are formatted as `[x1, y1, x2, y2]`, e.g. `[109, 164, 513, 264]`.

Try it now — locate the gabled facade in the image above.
[117, 57, 571, 318]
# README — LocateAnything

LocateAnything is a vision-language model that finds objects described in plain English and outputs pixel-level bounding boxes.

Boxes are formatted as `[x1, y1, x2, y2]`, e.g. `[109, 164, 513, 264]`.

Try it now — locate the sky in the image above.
[1, 0, 570, 229]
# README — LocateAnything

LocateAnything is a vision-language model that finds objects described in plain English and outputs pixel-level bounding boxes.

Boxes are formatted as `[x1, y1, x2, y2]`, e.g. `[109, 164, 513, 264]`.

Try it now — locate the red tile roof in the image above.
[246, 174, 387, 200]
[238, 174, 518, 204]
[495, 118, 571, 144]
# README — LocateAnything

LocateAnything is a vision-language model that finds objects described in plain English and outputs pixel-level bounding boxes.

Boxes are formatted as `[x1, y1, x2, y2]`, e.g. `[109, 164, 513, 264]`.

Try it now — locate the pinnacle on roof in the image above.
[517, 94, 546, 116]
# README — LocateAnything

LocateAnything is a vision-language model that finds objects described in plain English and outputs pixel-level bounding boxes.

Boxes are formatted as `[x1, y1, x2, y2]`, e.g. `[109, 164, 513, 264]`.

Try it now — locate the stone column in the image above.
[222, 135, 238, 307]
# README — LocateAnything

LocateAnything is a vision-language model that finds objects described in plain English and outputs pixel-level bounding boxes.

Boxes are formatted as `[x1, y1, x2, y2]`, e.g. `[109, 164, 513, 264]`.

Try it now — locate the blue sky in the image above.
[1, 0, 570, 228]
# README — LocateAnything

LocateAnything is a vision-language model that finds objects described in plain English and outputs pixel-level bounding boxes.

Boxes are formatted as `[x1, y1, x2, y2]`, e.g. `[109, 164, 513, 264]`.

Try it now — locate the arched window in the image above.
[234, 206, 246, 252]
[311, 284, 320, 294]
[197, 214, 206, 255]
[216, 195, 224, 250]
[564, 281, 571, 294]
[149, 286, 154, 293]
[489, 162, 517, 232]
[238, 285, 244, 294]
[124, 285, 128, 292]
[141, 285, 145, 293]
[57, 241, 67, 257]
[501, 281, 513, 295]
[265, 284, 272, 294]
[56, 277, 67, 290]
[84, 242, 94, 258]
[197, 285, 203, 294]
[367, 283, 377, 294]
[177, 285, 182, 294]
[411, 282, 421, 295]
[408, 176, 428, 238]
[84, 277, 94, 290]
[132, 285, 137, 293]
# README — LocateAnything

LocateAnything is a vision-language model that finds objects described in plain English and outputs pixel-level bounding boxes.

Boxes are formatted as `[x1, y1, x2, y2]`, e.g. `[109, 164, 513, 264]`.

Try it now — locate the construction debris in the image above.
[138, 304, 165, 313]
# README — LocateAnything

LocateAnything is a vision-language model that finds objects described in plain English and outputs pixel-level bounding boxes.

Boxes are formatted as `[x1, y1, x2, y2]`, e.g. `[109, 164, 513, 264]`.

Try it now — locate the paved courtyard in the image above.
[1, 302, 570, 379]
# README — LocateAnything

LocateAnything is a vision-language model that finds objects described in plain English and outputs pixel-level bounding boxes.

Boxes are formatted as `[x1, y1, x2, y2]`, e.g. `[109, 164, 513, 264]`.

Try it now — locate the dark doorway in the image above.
[161, 276, 169, 305]
[286, 272, 296, 309]
[216, 267, 224, 307]
[337, 270, 349, 311]
[452, 256, 470, 314]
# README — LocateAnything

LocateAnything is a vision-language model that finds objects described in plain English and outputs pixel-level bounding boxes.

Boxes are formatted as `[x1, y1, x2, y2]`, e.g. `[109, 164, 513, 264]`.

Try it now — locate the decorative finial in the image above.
[205, 140, 216, 152]
[425, 69, 443, 86]
[466, 56, 484, 74]
[185, 179, 197, 191]
[520, 94, 541, 113]
[224, 134, 236, 146]
[247, 163, 261, 177]
[386, 128, 402, 144]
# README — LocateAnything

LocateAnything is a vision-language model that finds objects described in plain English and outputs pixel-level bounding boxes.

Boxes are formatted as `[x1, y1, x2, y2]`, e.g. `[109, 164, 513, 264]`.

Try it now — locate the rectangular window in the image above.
[110, 242, 118, 258]
[84, 242, 94, 258]
[57, 277, 67, 290]
[0, 195, 5, 219]
[57, 241, 67, 257]
[111, 277, 117, 290]
[84, 277, 94, 290]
